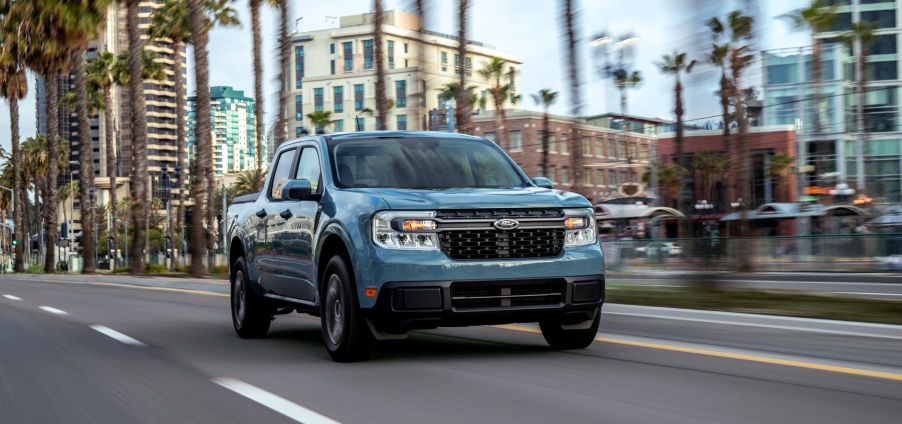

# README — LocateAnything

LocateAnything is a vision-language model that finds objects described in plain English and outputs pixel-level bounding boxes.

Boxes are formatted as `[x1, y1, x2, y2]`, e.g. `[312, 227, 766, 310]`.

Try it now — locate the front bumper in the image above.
[362, 275, 604, 333]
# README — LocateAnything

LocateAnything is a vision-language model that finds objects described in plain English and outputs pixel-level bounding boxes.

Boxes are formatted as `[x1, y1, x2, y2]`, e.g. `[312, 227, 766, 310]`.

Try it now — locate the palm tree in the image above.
[643, 163, 683, 208]
[561, 0, 583, 194]
[373, 0, 388, 130]
[455, 0, 470, 134]
[693, 151, 730, 206]
[780, 0, 838, 134]
[273, 0, 290, 147]
[613, 70, 642, 116]
[843, 21, 876, 192]
[477, 58, 517, 148]
[232, 170, 261, 197]
[531, 89, 558, 177]
[188, 0, 212, 275]
[249, 0, 265, 185]
[706, 17, 734, 205]
[0, 53, 27, 272]
[657, 51, 696, 176]
[307, 110, 334, 133]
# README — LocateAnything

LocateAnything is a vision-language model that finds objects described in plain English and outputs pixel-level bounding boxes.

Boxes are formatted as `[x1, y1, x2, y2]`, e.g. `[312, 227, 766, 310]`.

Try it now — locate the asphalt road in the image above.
[1, 274, 901, 424]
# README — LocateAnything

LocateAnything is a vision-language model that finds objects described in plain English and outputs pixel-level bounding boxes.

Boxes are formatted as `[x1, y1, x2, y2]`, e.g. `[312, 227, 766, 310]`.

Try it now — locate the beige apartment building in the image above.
[288, 10, 521, 135]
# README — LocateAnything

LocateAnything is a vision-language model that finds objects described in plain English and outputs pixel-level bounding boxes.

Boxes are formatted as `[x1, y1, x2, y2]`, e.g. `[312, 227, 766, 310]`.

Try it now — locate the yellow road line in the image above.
[495, 324, 902, 383]
[26, 279, 229, 298]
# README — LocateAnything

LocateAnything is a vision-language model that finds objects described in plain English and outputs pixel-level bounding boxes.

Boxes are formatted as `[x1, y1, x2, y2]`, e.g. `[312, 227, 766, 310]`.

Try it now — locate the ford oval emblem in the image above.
[493, 218, 520, 231]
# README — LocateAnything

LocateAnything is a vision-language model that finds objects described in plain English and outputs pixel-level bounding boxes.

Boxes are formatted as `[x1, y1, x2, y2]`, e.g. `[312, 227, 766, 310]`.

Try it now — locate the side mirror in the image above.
[281, 179, 319, 201]
[532, 177, 553, 189]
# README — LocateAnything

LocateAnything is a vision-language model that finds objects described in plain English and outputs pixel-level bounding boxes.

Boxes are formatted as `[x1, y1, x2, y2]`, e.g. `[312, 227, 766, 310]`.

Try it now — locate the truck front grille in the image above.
[438, 228, 564, 260]
[451, 280, 564, 309]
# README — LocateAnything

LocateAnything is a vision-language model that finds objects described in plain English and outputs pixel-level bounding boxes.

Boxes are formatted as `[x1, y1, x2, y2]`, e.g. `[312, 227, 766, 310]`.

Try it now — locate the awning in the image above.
[594, 204, 685, 221]
[721, 203, 868, 221]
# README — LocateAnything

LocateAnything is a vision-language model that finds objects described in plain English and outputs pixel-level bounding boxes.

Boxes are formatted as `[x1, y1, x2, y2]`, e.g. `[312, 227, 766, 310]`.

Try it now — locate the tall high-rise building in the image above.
[37, 1, 188, 210]
[188, 86, 262, 175]
[286, 10, 521, 136]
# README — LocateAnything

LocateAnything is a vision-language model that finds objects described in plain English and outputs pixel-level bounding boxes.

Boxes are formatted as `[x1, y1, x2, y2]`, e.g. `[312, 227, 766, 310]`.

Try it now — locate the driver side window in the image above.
[295, 147, 322, 192]
[270, 148, 297, 200]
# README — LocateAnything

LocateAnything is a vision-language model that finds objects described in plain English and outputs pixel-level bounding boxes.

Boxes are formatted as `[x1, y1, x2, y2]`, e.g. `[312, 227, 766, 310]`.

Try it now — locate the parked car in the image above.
[227, 132, 605, 361]
[635, 242, 682, 257]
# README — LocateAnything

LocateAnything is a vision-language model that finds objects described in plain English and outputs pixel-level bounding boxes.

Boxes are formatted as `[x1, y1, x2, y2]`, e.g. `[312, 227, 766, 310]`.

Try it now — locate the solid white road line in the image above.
[213, 378, 341, 424]
[3, 294, 22, 301]
[832, 292, 902, 297]
[38, 306, 68, 315]
[90, 325, 145, 346]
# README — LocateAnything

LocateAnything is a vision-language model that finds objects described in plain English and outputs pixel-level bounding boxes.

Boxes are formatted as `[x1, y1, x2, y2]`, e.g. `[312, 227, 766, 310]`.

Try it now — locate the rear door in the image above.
[280, 146, 322, 301]
[254, 147, 298, 294]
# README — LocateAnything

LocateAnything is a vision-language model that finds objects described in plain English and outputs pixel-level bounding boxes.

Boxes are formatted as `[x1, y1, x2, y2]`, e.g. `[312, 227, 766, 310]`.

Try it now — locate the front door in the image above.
[254, 147, 297, 294]
[280, 146, 322, 301]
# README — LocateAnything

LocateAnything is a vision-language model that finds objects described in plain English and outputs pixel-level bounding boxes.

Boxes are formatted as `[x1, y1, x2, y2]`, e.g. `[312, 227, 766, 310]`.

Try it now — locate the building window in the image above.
[295, 127, 303, 137]
[363, 39, 374, 70]
[404, 59, 408, 68]
[334, 119, 344, 132]
[560, 134, 569, 154]
[314, 87, 324, 112]
[465, 57, 472, 77]
[343, 42, 353, 71]
[330, 60, 336, 75]
[441, 51, 448, 72]
[595, 139, 604, 157]
[548, 166, 557, 183]
[549, 133, 557, 152]
[396, 114, 407, 130]
[583, 168, 593, 186]
[595, 169, 605, 186]
[509, 131, 522, 151]
[355, 117, 365, 131]
[330, 43, 335, 54]
[454, 53, 460, 74]
[561, 167, 570, 184]
[333, 86, 344, 113]
[607, 139, 617, 158]
[294, 46, 304, 89]
[867, 61, 897, 81]
[484, 132, 496, 143]
[395, 80, 407, 108]
[354, 83, 364, 111]
[295, 95, 302, 121]
[861, 10, 896, 30]
[387, 39, 395, 69]
[403, 42, 408, 53]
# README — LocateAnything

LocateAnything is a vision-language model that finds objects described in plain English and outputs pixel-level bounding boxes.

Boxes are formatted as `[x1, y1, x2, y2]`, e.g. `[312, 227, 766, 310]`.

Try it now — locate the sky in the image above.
[0, 0, 811, 155]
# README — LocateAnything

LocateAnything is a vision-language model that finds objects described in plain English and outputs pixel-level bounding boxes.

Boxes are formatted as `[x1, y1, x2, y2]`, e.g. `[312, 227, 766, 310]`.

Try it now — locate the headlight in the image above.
[564, 208, 596, 247]
[372, 211, 439, 250]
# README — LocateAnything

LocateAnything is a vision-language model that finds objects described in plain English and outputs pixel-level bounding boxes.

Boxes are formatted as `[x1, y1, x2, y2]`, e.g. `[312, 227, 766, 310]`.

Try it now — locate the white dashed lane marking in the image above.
[90, 325, 146, 346]
[3, 294, 22, 301]
[213, 378, 342, 424]
[38, 306, 68, 315]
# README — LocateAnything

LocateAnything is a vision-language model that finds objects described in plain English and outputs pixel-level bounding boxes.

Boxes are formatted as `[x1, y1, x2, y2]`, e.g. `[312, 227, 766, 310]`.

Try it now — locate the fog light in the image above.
[365, 288, 378, 298]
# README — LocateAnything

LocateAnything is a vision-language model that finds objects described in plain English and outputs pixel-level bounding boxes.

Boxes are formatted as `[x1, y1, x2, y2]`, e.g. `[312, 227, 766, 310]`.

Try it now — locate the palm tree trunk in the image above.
[416, 0, 427, 130]
[719, 72, 734, 206]
[44, 71, 60, 273]
[275, 0, 289, 147]
[173, 40, 187, 264]
[674, 77, 685, 223]
[455, 0, 469, 134]
[10, 97, 24, 272]
[562, 0, 583, 195]
[619, 88, 627, 116]
[188, 0, 212, 276]
[250, 0, 265, 182]
[103, 84, 118, 268]
[492, 90, 508, 148]
[206, 173, 215, 271]
[374, 0, 388, 130]
[731, 50, 752, 271]
[541, 111, 550, 177]
[73, 51, 96, 273]
[856, 45, 868, 191]
[126, 0, 148, 274]
[812, 38, 824, 133]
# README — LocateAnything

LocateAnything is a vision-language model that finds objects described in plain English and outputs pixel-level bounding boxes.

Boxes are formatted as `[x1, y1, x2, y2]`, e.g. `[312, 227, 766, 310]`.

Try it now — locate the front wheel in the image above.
[320, 255, 374, 362]
[539, 307, 601, 350]
[231, 257, 273, 338]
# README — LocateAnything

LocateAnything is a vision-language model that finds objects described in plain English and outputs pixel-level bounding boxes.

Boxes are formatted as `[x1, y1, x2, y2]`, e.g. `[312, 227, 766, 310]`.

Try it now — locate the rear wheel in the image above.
[539, 307, 601, 350]
[321, 255, 373, 362]
[231, 257, 273, 338]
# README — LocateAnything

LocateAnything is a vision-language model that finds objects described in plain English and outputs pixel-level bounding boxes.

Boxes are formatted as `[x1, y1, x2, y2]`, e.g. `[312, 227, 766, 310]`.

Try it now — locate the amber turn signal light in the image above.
[401, 219, 437, 232]
[564, 217, 588, 230]
[365, 288, 378, 298]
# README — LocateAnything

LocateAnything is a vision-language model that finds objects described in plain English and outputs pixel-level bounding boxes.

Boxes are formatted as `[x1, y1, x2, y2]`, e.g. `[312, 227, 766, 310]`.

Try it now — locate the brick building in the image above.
[471, 110, 657, 203]
[656, 125, 799, 213]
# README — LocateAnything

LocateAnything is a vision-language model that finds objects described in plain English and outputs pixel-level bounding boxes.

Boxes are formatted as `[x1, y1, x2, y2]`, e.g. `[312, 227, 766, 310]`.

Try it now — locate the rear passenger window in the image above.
[270, 148, 297, 200]
[295, 148, 322, 192]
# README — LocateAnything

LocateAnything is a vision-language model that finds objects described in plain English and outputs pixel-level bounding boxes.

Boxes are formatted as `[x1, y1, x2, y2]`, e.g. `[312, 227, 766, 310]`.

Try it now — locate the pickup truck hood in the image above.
[357, 187, 592, 210]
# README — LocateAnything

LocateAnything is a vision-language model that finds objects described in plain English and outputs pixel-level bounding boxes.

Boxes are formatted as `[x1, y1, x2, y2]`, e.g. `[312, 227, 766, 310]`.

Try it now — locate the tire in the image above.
[231, 257, 273, 338]
[320, 255, 374, 362]
[539, 307, 601, 350]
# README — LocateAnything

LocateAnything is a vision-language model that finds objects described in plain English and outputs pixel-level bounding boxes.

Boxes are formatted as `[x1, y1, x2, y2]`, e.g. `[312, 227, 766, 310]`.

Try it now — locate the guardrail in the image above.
[601, 233, 902, 272]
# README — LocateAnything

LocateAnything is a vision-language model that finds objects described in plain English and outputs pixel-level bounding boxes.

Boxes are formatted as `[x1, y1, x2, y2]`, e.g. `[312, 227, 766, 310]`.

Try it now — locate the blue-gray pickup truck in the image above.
[226, 131, 605, 361]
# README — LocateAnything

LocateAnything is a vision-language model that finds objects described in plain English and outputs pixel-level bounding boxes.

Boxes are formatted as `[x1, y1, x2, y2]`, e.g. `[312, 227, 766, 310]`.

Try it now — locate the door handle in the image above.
[256, 209, 267, 218]
[279, 209, 293, 219]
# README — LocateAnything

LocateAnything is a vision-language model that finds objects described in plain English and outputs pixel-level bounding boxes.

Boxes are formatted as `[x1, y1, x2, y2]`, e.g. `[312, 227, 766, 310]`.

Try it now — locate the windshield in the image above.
[328, 137, 528, 189]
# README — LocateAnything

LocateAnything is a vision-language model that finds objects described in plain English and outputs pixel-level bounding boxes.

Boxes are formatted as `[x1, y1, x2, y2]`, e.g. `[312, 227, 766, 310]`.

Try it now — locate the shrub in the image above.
[144, 263, 168, 274]
[25, 265, 44, 274]
[211, 264, 229, 274]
